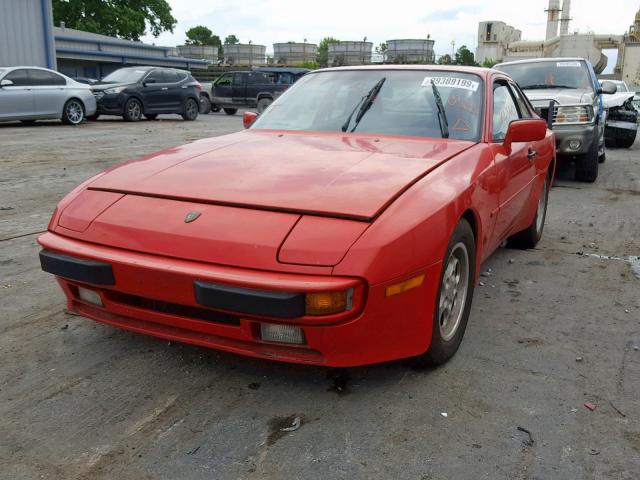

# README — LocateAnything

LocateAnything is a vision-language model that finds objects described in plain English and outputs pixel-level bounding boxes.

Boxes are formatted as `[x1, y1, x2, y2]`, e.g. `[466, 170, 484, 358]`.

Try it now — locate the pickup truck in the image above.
[206, 67, 309, 115]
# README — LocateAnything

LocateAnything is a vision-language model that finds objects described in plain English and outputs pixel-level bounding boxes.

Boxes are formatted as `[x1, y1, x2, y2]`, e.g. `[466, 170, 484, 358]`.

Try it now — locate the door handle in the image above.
[161, 87, 168, 90]
[181, 86, 188, 89]
[527, 148, 538, 160]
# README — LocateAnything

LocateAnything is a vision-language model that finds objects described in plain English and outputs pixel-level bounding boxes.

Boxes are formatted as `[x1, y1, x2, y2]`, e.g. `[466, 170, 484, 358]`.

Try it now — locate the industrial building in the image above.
[0, 0, 209, 79]
[224, 44, 266, 66]
[476, 0, 640, 87]
[272, 43, 318, 65]
[328, 41, 373, 66]
[386, 39, 436, 64]
[175, 45, 219, 63]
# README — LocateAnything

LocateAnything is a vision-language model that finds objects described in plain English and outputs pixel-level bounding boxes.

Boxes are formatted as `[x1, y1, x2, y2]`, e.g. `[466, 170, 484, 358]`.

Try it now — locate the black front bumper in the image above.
[94, 94, 125, 115]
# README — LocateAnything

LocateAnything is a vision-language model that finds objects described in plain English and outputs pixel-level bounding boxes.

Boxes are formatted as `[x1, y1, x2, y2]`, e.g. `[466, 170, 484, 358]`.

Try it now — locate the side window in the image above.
[5, 69, 30, 86]
[145, 70, 164, 84]
[508, 83, 532, 118]
[216, 73, 232, 86]
[163, 70, 182, 83]
[492, 82, 520, 142]
[233, 73, 246, 86]
[247, 73, 269, 85]
[28, 69, 66, 86]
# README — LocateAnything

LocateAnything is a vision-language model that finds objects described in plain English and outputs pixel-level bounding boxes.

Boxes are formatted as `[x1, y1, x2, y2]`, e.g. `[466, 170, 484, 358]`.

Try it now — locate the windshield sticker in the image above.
[421, 77, 479, 92]
[556, 61, 581, 68]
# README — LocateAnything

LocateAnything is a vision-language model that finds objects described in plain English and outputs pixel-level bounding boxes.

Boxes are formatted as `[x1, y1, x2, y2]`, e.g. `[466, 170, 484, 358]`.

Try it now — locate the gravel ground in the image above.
[1, 113, 639, 480]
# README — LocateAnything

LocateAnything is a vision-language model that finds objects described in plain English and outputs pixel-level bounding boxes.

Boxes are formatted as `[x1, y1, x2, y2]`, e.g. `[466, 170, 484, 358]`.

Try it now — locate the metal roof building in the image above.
[0, 0, 209, 79]
[54, 26, 209, 79]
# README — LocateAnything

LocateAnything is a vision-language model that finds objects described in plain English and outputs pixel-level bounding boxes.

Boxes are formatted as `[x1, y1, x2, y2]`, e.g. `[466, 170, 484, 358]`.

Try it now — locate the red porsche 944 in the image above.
[39, 66, 555, 367]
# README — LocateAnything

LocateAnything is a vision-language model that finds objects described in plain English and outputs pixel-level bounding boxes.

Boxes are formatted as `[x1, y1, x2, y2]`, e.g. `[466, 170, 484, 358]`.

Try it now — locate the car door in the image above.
[491, 79, 538, 242]
[28, 69, 68, 117]
[0, 69, 35, 120]
[162, 70, 185, 111]
[232, 72, 248, 105]
[140, 69, 167, 113]
[212, 73, 233, 105]
[246, 72, 271, 107]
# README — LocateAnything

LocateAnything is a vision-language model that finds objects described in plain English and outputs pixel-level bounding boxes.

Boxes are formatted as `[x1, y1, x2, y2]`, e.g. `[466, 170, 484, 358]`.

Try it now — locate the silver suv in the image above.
[494, 58, 616, 182]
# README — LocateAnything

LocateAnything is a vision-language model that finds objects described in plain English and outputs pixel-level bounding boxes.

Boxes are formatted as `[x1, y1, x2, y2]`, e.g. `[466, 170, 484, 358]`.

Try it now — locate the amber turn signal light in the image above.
[305, 290, 352, 316]
[385, 274, 425, 297]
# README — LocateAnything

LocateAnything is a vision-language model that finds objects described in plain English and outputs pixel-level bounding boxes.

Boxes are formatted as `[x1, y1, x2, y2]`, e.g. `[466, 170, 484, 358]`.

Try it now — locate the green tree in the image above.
[52, 0, 176, 41]
[481, 58, 498, 68]
[437, 54, 452, 65]
[317, 37, 339, 67]
[454, 45, 478, 66]
[185, 25, 221, 47]
[224, 35, 240, 45]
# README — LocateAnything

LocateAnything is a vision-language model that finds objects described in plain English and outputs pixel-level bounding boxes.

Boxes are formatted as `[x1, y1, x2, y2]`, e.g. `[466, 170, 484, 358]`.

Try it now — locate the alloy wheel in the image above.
[438, 242, 470, 342]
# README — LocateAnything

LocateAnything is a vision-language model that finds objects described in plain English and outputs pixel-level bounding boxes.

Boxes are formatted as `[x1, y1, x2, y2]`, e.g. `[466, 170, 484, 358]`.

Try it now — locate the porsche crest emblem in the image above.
[184, 211, 201, 223]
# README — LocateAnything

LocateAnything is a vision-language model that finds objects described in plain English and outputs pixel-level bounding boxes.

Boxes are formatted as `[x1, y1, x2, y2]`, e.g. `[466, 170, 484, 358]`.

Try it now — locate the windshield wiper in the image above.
[341, 77, 386, 132]
[431, 80, 449, 139]
[520, 84, 577, 90]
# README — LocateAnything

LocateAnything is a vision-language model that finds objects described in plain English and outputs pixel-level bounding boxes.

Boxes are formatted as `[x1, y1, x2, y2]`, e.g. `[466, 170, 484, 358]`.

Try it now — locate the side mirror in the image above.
[0, 79, 14, 87]
[243, 111, 258, 129]
[503, 119, 547, 152]
[599, 81, 616, 95]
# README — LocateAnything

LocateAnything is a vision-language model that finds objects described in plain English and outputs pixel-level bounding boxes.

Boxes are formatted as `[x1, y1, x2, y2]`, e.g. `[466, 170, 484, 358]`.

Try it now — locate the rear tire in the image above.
[223, 108, 238, 115]
[257, 97, 272, 114]
[508, 173, 549, 249]
[123, 98, 143, 122]
[182, 98, 199, 121]
[574, 133, 599, 182]
[199, 95, 212, 114]
[414, 218, 476, 367]
[61, 98, 85, 125]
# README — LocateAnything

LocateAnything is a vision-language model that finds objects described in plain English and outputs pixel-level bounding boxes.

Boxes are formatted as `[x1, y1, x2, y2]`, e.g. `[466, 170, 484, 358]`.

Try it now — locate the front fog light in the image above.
[260, 323, 306, 345]
[569, 139, 581, 150]
[78, 287, 103, 306]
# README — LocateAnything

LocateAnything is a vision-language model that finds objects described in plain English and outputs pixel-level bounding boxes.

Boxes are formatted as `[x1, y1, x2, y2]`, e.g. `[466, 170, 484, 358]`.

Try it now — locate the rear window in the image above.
[496, 61, 593, 91]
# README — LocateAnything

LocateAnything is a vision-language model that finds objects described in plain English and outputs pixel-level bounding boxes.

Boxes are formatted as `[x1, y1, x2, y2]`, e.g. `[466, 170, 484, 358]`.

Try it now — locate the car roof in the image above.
[256, 67, 310, 74]
[313, 64, 492, 78]
[495, 57, 586, 67]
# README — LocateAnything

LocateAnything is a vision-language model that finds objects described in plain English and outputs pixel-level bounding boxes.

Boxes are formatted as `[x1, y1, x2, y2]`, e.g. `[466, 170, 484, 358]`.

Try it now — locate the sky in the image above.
[142, 0, 639, 72]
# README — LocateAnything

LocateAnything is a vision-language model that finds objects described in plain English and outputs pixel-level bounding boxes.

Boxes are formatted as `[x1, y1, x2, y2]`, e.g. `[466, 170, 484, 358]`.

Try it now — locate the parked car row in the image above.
[0, 65, 204, 125]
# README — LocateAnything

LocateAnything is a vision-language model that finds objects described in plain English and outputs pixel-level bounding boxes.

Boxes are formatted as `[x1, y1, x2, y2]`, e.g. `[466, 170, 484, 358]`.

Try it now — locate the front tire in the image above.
[508, 173, 549, 249]
[123, 98, 143, 122]
[415, 218, 476, 367]
[257, 97, 272, 114]
[223, 108, 238, 115]
[199, 95, 212, 114]
[574, 132, 599, 182]
[61, 99, 85, 125]
[182, 98, 199, 121]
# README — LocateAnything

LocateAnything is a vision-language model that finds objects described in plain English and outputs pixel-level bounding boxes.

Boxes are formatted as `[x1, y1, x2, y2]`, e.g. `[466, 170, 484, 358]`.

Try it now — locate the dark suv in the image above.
[91, 66, 201, 121]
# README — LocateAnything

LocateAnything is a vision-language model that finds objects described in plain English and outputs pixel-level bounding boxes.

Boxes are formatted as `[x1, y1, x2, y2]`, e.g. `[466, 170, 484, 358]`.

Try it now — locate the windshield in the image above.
[0, 68, 6, 77]
[251, 70, 484, 141]
[496, 60, 593, 90]
[101, 68, 148, 83]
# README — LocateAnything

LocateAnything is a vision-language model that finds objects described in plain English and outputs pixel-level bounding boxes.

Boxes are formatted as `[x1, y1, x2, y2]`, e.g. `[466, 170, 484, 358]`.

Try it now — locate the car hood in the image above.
[87, 130, 475, 221]
[523, 88, 595, 106]
[603, 92, 635, 109]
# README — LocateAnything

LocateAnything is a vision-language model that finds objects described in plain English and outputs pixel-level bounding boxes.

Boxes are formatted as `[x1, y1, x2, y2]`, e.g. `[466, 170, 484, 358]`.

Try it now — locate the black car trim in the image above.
[39, 250, 115, 285]
[194, 281, 306, 319]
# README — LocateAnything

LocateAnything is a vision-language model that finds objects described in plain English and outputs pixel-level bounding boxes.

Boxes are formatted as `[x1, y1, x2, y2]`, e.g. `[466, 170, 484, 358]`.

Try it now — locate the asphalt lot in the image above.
[1, 112, 639, 479]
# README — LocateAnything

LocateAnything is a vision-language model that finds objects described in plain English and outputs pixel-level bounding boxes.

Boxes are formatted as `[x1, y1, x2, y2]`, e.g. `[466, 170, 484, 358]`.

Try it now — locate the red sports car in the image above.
[39, 66, 555, 367]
